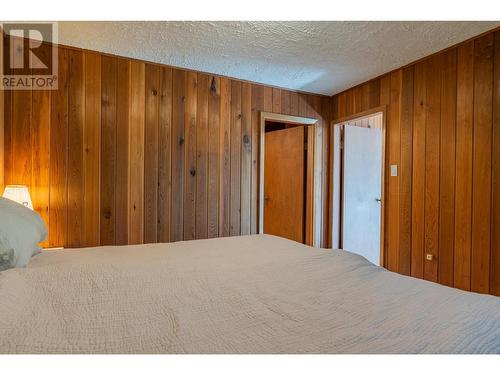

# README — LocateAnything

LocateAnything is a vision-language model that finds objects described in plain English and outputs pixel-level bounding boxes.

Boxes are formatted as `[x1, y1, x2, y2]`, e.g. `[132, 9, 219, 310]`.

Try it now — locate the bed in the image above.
[0, 234, 499, 354]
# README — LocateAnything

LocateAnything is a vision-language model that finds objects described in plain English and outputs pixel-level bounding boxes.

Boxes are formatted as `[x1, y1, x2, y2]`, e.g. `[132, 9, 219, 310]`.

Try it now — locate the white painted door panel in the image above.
[342, 125, 382, 265]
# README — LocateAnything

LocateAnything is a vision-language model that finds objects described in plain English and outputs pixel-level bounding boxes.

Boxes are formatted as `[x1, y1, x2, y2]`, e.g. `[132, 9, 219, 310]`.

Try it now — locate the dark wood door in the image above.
[264, 126, 305, 243]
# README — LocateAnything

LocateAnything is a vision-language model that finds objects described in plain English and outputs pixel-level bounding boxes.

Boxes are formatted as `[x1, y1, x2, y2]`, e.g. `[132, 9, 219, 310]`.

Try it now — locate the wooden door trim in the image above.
[259, 111, 321, 247]
[330, 107, 387, 267]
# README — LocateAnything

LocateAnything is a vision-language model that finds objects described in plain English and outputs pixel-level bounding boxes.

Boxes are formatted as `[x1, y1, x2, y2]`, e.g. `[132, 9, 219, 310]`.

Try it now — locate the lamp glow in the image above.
[2, 185, 33, 210]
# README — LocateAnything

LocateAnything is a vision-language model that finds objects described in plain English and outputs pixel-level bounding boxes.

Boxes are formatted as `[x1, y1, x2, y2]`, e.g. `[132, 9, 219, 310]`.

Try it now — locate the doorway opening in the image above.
[331, 108, 385, 266]
[258, 112, 320, 246]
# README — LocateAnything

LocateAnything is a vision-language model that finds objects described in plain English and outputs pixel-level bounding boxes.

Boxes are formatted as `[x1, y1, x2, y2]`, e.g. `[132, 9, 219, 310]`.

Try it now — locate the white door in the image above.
[342, 125, 382, 265]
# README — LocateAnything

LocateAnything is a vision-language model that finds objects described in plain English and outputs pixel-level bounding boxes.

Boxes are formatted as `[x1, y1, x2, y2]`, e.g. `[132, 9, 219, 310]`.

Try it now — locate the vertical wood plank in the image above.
[207, 76, 220, 238]
[31, 42, 51, 247]
[471, 34, 493, 294]
[272, 88, 281, 113]
[49, 48, 69, 247]
[128, 61, 145, 244]
[454, 41, 475, 291]
[386, 70, 402, 272]
[12, 90, 32, 187]
[83, 52, 101, 247]
[230, 80, 242, 236]
[281, 90, 290, 115]
[196, 74, 209, 239]
[100, 56, 117, 245]
[240, 82, 252, 235]
[289, 92, 299, 116]
[115, 58, 130, 245]
[399, 66, 414, 276]
[491, 31, 500, 296]
[67, 49, 84, 248]
[184, 71, 197, 240]
[171, 69, 186, 241]
[438, 50, 457, 287]
[423, 55, 442, 283]
[158, 67, 173, 243]
[144, 64, 160, 243]
[219, 77, 231, 237]
[3, 90, 12, 188]
[251, 85, 264, 234]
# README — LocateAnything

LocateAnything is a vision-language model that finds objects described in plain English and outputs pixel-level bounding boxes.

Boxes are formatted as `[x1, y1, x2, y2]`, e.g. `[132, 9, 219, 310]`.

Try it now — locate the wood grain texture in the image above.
[100, 56, 117, 245]
[208, 76, 221, 238]
[331, 29, 500, 295]
[423, 55, 441, 283]
[128, 61, 145, 245]
[230, 80, 242, 236]
[144, 64, 160, 243]
[438, 49, 457, 287]
[399, 66, 414, 276]
[171, 69, 186, 242]
[115, 58, 131, 245]
[471, 34, 493, 294]
[49, 48, 69, 247]
[454, 42, 474, 291]
[219, 78, 231, 237]
[196, 74, 209, 239]
[240, 82, 252, 235]
[184, 72, 197, 240]
[492, 31, 500, 296]
[158, 67, 173, 243]
[67, 49, 85, 248]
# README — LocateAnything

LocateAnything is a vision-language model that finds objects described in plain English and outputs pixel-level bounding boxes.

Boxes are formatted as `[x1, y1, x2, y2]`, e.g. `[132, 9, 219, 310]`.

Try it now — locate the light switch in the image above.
[390, 164, 398, 177]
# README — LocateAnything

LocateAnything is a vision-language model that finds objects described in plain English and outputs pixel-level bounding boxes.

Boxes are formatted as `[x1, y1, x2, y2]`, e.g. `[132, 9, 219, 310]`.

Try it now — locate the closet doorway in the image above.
[331, 108, 385, 265]
[259, 112, 319, 246]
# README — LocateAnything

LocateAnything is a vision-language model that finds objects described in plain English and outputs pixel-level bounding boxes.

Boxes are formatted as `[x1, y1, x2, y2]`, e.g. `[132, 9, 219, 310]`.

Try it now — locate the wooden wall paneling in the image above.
[115, 58, 131, 245]
[128, 61, 145, 244]
[230, 80, 242, 236]
[83, 52, 101, 247]
[281, 90, 290, 114]
[240, 82, 252, 235]
[289, 91, 299, 117]
[171, 69, 186, 241]
[438, 49, 458, 287]
[144, 64, 160, 243]
[3, 90, 12, 190]
[272, 88, 281, 113]
[184, 71, 197, 240]
[399, 66, 414, 276]
[411, 63, 427, 278]
[207, 76, 220, 238]
[471, 34, 494, 294]
[379, 75, 391, 267]
[492, 31, 500, 296]
[386, 71, 402, 272]
[454, 41, 475, 291]
[250, 85, 264, 234]
[31, 43, 51, 247]
[423, 55, 442, 283]
[369, 80, 381, 108]
[345, 90, 353, 116]
[100, 56, 117, 245]
[219, 78, 231, 237]
[0, 83, 3, 193]
[12, 89, 32, 188]
[158, 67, 173, 243]
[67, 49, 85, 248]
[49, 48, 69, 247]
[195, 73, 209, 239]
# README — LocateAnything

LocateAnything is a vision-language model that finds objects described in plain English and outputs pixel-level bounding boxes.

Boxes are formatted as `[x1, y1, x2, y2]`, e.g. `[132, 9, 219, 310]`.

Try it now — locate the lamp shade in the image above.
[2, 185, 33, 210]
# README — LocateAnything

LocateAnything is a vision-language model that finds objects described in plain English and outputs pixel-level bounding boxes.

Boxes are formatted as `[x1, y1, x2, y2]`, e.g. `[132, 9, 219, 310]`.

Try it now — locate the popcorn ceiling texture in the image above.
[58, 21, 499, 96]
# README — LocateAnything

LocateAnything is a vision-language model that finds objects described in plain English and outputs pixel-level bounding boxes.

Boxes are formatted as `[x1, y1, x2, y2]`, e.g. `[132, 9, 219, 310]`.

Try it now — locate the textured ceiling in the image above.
[57, 21, 500, 96]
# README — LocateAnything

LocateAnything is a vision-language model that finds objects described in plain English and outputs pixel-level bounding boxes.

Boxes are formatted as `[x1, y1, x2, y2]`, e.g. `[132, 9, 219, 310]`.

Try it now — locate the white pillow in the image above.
[0, 197, 47, 269]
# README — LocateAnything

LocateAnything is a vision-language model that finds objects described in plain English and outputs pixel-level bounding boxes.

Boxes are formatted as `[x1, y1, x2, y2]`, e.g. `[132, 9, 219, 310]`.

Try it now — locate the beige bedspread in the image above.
[0, 235, 499, 353]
